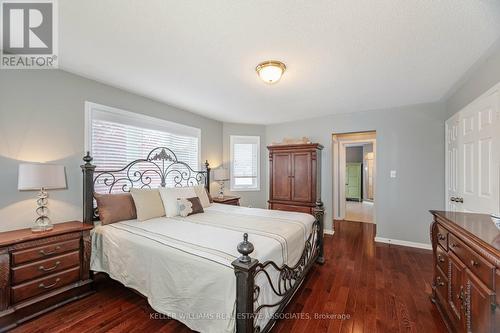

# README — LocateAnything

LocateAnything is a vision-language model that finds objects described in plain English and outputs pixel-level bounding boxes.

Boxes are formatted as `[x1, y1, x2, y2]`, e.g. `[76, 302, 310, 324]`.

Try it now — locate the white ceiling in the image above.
[59, 1, 500, 124]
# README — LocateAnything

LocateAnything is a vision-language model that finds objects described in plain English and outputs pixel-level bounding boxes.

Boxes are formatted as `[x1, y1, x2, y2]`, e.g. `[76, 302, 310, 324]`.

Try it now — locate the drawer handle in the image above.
[438, 255, 445, 263]
[451, 243, 458, 248]
[436, 277, 445, 287]
[437, 233, 446, 241]
[39, 278, 60, 289]
[39, 261, 61, 272]
[470, 260, 479, 267]
[39, 246, 61, 256]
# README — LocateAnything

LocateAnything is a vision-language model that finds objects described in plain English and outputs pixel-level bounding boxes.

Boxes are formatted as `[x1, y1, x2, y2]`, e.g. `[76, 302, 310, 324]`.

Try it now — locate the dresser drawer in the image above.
[436, 223, 449, 251]
[271, 203, 312, 214]
[12, 238, 80, 265]
[449, 233, 495, 289]
[11, 251, 80, 285]
[434, 264, 448, 303]
[11, 266, 80, 304]
[436, 244, 448, 274]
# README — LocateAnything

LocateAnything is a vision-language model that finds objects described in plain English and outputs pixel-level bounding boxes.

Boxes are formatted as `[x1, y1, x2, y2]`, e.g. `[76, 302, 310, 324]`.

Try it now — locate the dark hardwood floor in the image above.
[11, 220, 446, 333]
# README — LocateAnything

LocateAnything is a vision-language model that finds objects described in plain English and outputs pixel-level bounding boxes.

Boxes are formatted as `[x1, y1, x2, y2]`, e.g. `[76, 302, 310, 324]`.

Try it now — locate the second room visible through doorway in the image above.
[332, 131, 376, 224]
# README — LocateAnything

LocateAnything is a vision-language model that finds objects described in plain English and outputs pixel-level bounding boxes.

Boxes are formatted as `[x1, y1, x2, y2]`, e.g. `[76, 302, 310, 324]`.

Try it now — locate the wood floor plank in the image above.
[10, 220, 447, 333]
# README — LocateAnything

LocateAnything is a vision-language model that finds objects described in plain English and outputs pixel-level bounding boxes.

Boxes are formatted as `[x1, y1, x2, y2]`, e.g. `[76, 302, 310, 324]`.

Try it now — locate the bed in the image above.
[81, 147, 325, 333]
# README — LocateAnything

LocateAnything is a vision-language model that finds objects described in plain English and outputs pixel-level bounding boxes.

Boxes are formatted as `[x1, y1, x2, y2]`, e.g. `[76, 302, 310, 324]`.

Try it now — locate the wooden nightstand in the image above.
[212, 196, 241, 206]
[0, 221, 94, 331]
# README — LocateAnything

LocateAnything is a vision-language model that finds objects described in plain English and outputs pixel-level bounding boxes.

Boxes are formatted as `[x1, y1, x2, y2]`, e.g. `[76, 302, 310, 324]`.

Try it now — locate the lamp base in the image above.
[31, 223, 54, 233]
[32, 189, 53, 233]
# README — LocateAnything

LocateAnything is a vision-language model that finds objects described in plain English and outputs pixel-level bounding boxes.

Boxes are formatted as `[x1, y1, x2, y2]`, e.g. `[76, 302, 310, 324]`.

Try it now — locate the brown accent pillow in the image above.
[178, 197, 204, 217]
[94, 193, 137, 225]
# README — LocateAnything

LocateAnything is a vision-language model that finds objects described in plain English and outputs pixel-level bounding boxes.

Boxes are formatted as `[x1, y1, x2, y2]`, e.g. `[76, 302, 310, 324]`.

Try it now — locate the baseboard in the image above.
[374, 237, 432, 250]
[324, 229, 335, 235]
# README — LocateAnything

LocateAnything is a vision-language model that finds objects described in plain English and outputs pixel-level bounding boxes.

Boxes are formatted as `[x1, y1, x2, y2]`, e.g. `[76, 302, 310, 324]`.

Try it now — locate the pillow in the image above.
[94, 193, 137, 225]
[129, 188, 165, 221]
[192, 184, 211, 208]
[159, 187, 197, 217]
[178, 197, 204, 217]
[207, 188, 213, 203]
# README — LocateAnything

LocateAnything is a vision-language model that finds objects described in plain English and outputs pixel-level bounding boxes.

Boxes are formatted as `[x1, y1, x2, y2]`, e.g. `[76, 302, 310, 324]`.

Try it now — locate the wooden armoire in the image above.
[268, 143, 323, 214]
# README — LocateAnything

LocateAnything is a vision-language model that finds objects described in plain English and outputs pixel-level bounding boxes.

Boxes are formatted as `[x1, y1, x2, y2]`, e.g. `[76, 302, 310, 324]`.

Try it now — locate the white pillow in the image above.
[159, 187, 197, 217]
[192, 184, 211, 208]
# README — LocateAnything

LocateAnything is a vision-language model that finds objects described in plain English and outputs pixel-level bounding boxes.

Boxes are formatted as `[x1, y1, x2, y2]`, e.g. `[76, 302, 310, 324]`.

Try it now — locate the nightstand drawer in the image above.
[12, 238, 80, 265]
[11, 251, 80, 285]
[11, 267, 81, 304]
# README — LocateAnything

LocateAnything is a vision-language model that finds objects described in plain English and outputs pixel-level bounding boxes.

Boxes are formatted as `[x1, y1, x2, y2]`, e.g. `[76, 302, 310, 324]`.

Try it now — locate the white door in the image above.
[445, 113, 459, 211]
[446, 84, 500, 214]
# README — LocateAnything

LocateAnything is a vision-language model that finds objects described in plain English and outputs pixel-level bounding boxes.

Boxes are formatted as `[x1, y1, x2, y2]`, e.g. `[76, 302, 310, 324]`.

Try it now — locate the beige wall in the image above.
[266, 103, 447, 243]
[0, 70, 223, 232]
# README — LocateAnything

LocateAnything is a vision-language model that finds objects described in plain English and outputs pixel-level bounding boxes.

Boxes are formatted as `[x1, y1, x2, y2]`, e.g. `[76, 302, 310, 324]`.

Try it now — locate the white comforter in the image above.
[91, 204, 315, 333]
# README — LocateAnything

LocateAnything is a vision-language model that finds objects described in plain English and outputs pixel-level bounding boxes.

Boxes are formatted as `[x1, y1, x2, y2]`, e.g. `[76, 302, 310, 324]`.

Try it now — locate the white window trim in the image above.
[84, 101, 202, 168]
[229, 135, 261, 192]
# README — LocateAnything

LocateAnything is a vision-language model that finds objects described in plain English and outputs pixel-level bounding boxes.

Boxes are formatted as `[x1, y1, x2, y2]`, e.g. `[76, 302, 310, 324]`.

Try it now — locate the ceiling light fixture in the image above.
[256, 60, 286, 84]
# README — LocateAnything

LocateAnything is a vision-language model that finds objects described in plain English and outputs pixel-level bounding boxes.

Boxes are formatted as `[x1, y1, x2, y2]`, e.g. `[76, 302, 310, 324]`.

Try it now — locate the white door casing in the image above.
[332, 132, 377, 221]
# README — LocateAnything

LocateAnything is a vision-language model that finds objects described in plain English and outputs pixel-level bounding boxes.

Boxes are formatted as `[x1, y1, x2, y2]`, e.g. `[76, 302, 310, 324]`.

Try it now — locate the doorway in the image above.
[332, 131, 377, 223]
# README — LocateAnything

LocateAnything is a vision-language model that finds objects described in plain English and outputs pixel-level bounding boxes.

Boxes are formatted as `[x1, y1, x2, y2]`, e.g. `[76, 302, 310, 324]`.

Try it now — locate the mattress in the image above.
[91, 203, 315, 333]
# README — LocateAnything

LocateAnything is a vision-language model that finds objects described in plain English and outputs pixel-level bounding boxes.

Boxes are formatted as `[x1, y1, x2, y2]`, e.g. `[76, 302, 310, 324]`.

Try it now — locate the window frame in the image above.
[229, 135, 261, 192]
[84, 101, 202, 170]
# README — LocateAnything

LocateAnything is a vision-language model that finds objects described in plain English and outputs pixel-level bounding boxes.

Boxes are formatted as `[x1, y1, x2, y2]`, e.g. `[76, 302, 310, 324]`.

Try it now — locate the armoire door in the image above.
[291, 152, 312, 202]
[272, 153, 291, 201]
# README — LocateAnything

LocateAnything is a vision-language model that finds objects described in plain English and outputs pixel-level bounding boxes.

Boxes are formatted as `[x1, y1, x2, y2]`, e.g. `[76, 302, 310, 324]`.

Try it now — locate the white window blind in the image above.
[86, 102, 201, 193]
[230, 135, 260, 191]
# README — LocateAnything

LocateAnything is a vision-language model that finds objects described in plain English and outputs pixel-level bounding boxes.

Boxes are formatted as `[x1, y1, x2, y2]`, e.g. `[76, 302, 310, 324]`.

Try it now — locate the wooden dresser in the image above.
[268, 143, 322, 214]
[430, 211, 499, 332]
[0, 222, 94, 331]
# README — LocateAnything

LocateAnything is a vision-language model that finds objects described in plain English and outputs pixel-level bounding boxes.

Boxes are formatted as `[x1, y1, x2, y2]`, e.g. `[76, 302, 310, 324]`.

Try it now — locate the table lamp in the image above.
[213, 167, 229, 199]
[18, 163, 67, 232]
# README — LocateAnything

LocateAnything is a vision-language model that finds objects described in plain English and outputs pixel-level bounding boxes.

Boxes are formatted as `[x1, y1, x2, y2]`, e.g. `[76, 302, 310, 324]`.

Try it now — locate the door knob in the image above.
[450, 197, 456, 202]
[456, 197, 464, 203]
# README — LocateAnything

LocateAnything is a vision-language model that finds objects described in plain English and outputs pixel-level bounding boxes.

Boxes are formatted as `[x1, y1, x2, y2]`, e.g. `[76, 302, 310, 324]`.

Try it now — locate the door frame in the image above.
[332, 132, 377, 222]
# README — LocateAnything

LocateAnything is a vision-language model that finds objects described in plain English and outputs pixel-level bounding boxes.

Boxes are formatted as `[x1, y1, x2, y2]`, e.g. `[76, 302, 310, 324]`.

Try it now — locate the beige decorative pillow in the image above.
[192, 185, 211, 208]
[159, 187, 197, 217]
[94, 193, 137, 225]
[129, 188, 165, 221]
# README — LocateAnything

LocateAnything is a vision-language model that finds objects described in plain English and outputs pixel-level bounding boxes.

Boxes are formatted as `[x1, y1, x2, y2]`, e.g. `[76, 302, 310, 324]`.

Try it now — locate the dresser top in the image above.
[431, 210, 500, 252]
[0, 221, 93, 247]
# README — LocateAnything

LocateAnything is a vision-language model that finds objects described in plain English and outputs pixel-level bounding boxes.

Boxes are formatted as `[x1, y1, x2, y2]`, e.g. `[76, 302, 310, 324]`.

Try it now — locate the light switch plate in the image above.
[390, 170, 397, 178]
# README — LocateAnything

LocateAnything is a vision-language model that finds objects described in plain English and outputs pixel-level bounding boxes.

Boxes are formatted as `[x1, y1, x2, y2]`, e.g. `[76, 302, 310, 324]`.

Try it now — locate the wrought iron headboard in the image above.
[81, 147, 210, 224]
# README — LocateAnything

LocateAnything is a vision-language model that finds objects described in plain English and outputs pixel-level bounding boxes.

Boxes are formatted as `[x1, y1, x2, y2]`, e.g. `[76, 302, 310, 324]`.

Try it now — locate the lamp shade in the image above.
[213, 167, 229, 181]
[18, 163, 67, 190]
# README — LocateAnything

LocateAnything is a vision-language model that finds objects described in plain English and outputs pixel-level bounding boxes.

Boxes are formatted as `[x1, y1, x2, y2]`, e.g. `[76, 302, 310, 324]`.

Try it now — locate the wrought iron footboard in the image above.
[232, 202, 325, 333]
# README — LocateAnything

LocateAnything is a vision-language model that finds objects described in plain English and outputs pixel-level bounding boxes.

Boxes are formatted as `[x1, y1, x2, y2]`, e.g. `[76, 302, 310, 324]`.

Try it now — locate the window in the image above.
[230, 135, 260, 191]
[85, 102, 201, 193]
